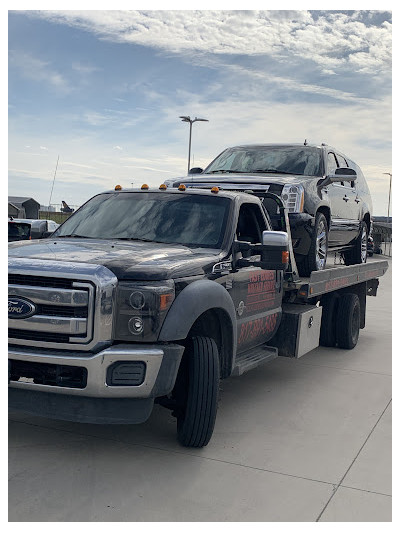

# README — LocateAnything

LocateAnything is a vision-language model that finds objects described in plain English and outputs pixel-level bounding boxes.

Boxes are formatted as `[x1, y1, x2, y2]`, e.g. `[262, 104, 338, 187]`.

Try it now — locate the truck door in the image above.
[230, 202, 283, 354]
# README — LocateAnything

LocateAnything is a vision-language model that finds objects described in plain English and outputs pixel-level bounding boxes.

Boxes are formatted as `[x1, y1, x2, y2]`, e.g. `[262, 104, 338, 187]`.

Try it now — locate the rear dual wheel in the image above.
[320, 292, 360, 350]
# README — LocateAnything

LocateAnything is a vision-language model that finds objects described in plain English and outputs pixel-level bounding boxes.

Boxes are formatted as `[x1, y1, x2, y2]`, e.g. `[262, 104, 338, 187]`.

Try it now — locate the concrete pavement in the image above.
[8, 257, 392, 522]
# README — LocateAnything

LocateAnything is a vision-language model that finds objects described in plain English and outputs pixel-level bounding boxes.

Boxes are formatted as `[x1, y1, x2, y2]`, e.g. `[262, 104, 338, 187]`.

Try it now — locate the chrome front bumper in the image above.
[8, 343, 184, 398]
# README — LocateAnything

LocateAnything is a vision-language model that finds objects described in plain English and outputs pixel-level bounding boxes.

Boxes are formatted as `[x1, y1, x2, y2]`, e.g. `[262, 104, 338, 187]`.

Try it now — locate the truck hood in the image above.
[8, 239, 222, 280]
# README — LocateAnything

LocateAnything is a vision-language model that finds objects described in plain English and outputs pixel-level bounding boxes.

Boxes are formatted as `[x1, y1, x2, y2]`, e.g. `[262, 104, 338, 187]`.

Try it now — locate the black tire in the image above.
[343, 221, 368, 266]
[297, 212, 328, 277]
[336, 293, 360, 349]
[319, 292, 339, 347]
[176, 336, 220, 448]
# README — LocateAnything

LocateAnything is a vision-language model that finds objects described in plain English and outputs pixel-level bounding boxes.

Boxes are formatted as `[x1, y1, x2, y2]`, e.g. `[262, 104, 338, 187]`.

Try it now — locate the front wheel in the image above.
[297, 212, 328, 277]
[175, 336, 220, 448]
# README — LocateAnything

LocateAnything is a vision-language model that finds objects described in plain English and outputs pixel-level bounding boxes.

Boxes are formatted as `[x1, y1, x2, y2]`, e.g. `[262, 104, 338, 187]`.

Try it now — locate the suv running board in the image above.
[232, 345, 278, 376]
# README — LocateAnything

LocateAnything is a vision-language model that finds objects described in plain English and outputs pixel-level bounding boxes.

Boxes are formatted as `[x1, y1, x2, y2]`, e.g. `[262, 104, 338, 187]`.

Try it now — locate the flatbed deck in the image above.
[284, 259, 389, 300]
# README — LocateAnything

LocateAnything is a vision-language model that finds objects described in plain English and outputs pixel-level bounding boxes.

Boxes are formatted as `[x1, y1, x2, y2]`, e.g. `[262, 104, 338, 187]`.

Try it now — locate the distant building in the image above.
[8, 196, 40, 219]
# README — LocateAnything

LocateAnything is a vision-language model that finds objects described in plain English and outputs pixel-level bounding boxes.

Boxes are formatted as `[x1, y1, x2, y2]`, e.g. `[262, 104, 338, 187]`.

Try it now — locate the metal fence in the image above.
[39, 204, 79, 224]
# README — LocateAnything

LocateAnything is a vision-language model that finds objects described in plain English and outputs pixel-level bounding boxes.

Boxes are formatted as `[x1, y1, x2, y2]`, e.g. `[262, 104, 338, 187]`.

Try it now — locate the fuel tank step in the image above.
[232, 345, 278, 376]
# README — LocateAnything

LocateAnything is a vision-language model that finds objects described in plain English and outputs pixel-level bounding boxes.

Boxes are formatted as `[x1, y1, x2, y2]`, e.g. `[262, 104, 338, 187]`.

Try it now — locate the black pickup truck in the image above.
[8, 185, 388, 447]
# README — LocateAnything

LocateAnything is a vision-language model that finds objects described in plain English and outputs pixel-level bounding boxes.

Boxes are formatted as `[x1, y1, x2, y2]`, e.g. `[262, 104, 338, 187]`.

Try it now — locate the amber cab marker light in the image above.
[178, 184, 186, 191]
[159, 184, 167, 190]
[115, 184, 122, 191]
[141, 184, 149, 190]
[282, 251, 289, 264]
[211, 187, 219, 193]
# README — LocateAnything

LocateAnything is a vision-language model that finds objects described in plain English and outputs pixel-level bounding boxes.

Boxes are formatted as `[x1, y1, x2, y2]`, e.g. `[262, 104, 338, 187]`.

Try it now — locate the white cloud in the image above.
[9, 50, 71, 91]
[29, 10, 391, 77]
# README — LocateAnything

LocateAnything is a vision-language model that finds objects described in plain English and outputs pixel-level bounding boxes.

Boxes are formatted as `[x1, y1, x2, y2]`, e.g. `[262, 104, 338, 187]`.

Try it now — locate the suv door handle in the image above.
[343, 195, 349, 202]
[355, 198, 361, 203]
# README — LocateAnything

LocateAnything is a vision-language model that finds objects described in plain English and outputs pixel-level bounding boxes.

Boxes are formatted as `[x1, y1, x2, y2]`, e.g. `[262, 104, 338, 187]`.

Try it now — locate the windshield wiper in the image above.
[56, 234, 92, 238]
[206, 169, 249, 174]
[116, 237, 158, 243]
[251, 169, 297, 174]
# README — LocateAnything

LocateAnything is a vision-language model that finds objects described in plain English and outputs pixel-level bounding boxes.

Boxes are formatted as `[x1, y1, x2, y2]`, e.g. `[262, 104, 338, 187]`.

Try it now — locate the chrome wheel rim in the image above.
[316, 220, 327, 270]
[361, 226, 368, 263]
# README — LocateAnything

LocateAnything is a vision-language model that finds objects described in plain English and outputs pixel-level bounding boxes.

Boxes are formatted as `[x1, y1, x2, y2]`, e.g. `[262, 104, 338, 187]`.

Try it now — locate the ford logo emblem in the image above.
[8, 296, 37, 319]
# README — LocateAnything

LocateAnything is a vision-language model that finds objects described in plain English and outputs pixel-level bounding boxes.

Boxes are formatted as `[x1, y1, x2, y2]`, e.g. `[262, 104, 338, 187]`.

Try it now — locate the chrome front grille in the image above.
[8, 258, 118, 352]
[8, 279, 95, 344]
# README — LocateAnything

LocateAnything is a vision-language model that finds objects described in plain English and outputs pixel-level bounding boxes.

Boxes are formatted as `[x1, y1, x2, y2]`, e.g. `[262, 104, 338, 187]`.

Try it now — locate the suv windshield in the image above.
[53, 192, 231, 248]
[204, 146, 322, 177]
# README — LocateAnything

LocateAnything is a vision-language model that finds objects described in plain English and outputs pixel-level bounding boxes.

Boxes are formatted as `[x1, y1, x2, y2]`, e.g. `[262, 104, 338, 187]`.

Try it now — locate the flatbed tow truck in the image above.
[8, 184, 388, 447]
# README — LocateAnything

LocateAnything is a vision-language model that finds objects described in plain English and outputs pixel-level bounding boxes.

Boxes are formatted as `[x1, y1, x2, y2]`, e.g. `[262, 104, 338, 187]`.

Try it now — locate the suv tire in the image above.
[176, 336, 220, 448]
[343, 221, 368, 265]
[297, 212, 328, 277]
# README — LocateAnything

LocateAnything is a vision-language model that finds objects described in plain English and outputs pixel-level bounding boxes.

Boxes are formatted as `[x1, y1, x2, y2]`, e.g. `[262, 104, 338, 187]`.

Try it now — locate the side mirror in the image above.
[233, 231, 289, 271]
[319, 167, 357, 187]
[260, 231, 289, 270]
[189, 167, 203, 174]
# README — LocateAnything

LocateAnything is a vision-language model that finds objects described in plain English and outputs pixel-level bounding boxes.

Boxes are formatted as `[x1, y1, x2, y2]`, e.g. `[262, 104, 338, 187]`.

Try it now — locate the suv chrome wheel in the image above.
[360, 225, 368, 263]
[316, 219, 327, 270]
[297, 212, 328, 276]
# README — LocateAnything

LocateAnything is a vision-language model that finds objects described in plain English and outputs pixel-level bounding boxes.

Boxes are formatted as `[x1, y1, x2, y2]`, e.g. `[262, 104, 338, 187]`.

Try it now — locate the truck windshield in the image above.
[53, 192, 231, 248]
[204, 146, 322, 177]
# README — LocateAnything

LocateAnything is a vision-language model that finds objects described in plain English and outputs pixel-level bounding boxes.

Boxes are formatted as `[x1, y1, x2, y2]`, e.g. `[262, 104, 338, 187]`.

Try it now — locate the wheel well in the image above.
[317, 206, 331, 229]
[187, 308, 234, 379]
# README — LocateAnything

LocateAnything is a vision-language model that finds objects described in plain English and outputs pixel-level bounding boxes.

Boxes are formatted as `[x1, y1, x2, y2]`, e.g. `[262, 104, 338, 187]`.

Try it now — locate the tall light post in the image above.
[179, 116, 209, 174]
[383, 172, 392, 222]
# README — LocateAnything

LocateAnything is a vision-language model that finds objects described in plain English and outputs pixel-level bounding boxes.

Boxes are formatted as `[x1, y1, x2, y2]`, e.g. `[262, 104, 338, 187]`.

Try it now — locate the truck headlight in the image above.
[281, 184, 304, 213]
[114, 280, 175, 341]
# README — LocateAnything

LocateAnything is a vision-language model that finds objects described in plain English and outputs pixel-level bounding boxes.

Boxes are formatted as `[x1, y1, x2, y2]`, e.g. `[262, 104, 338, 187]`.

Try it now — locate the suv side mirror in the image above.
[319, 167, 357, 187]
[189, 167, 203, 174]
[233, 231, 289, 271]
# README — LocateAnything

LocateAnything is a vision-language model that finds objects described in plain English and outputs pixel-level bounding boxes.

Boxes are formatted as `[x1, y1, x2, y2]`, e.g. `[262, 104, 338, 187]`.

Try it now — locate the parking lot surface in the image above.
[8, 257, 392, 522]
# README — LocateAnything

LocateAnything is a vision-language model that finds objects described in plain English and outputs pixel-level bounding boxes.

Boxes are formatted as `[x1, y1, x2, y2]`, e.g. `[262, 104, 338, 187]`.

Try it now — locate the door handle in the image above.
[343, 196, 349, 202]
[355, 198, 361, 203]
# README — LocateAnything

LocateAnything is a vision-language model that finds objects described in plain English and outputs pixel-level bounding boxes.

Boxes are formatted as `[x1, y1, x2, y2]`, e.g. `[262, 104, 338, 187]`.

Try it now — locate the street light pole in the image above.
[179, 116, 209, 174]
[383, 172, 392, 222]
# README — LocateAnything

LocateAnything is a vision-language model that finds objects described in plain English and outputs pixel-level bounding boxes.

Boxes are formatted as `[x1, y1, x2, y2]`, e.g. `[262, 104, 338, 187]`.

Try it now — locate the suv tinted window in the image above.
[327, 152, 338, 174]
[336, 154, 348, 168]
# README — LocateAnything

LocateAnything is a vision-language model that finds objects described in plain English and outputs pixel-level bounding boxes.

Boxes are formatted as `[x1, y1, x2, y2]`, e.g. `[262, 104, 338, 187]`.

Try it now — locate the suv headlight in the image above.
[114, 280, 175, 341]
[281, 184, 304, 213]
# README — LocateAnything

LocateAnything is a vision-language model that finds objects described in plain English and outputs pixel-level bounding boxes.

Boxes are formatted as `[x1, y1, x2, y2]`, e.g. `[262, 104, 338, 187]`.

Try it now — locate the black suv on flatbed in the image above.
[170, 143, 372, 276]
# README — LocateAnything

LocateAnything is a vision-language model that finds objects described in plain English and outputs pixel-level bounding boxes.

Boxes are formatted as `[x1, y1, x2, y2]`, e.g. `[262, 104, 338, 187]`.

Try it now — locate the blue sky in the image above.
[8, 8, 392, 214]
